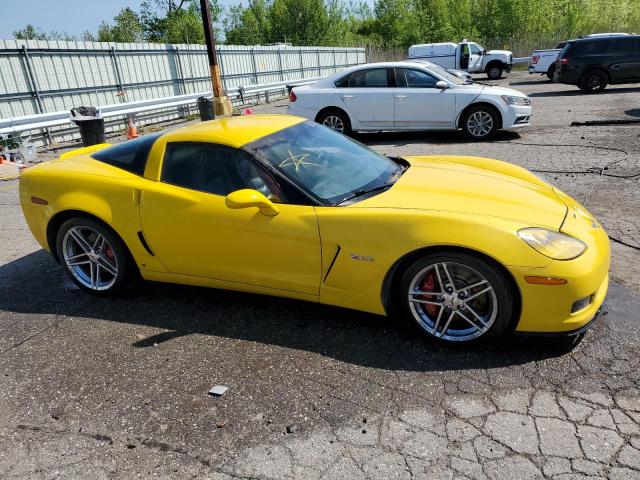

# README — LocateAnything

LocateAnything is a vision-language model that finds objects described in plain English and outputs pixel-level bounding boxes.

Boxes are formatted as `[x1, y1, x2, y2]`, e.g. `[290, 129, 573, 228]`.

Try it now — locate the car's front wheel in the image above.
[398, 252, 515, 344]
[56, 217, 137, 296]
[316, 109, 352, 136]
[461, 105, 499, 141]
[579, 69, 608, 93]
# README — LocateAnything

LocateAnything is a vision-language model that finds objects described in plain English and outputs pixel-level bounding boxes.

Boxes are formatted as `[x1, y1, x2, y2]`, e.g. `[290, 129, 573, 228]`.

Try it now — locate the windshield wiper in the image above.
[337, 183, 395, 205]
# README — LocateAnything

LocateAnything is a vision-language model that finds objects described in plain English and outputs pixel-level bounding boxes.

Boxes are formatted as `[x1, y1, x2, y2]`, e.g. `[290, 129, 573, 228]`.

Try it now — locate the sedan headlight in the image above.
[518, 228, 586, 260]
[501, 95, 531, 106]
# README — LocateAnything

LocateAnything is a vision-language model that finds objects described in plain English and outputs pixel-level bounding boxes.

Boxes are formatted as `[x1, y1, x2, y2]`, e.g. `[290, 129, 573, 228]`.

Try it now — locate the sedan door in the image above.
[139, 142, 322, 296]
[392, 68, 457, 128]
[335, 67, 395, 128]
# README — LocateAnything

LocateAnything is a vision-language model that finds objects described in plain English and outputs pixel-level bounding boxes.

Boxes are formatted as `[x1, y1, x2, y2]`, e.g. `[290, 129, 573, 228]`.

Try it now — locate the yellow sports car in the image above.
[19, 115, 609, 344]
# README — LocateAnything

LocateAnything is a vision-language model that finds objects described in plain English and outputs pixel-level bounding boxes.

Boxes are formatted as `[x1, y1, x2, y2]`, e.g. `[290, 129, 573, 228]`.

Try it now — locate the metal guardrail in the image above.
[0, 77, 320, 136]
[513, 56, 531, 64]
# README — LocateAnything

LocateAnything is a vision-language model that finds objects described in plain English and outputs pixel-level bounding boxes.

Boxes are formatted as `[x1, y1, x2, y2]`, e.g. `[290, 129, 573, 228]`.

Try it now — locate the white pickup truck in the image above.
[408, 40, 513, 80]
[528, 42, 566, 80]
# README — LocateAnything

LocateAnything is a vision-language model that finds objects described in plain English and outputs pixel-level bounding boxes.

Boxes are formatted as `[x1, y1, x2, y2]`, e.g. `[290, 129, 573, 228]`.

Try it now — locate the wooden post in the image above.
[199, 0, 233, 116]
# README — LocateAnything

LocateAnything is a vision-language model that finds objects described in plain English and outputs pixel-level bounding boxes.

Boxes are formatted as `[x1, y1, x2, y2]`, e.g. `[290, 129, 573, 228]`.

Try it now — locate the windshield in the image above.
[246, 121, 401, 205]
[432, 67, 468, 85]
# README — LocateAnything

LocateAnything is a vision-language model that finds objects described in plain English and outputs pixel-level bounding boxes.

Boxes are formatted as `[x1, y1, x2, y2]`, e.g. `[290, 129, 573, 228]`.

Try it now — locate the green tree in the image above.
[224, 0, 271, 44]
[13, 24, 49, 40]
[141, 0, 222, 43]
[97, 8, 144, 42]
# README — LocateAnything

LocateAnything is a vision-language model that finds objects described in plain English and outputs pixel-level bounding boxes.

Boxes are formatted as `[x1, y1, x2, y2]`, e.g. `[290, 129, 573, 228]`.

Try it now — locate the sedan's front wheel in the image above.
[56, 217, 137, 296]
[461, 105, 499, 141]
[398, 252, 515, 344]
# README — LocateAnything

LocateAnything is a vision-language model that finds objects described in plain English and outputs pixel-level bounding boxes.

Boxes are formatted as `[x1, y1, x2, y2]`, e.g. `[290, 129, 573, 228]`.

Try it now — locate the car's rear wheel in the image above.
[398, 252, 515, 344]
[461, 105, 499, 141]
[486, 65, 503, 80]
[56, 217, 136, 296]
[316, 109, 352, 136]
[546, 64, 556, 81]
[579, 69, 608, 93]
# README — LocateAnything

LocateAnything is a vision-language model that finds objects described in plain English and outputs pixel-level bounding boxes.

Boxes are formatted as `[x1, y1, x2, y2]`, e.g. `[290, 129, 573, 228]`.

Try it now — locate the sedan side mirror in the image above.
[435, 81, 450, 90]
[225, 189, 280, 216]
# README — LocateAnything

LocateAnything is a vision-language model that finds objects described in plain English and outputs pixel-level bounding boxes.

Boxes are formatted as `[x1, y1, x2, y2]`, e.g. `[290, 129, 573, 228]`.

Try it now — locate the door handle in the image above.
[395, 95, 407, 99]
[342, 94, 355, 99]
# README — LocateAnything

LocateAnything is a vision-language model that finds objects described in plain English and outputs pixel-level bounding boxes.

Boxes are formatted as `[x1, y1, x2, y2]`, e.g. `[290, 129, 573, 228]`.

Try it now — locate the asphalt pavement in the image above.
[1, 71, 639, 479]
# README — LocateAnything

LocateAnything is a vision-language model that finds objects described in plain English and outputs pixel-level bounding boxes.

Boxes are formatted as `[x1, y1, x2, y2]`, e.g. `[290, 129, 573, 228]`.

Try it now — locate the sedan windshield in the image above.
[246, 121, 402, 205]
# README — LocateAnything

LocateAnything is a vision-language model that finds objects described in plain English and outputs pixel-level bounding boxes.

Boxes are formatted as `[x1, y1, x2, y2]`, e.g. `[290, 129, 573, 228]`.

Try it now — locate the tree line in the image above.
[13, 0, 640, 48]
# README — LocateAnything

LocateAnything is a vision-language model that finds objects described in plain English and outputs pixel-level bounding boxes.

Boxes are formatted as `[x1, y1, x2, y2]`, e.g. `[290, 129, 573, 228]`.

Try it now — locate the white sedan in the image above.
[287, 62, 532, 141]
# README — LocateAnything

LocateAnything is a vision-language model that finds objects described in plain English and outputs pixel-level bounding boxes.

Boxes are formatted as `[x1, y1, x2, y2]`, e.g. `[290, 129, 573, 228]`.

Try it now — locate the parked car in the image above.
[404, 58, 473, 82]
[19, 115, 610, 344]
[529, 42, 566, 80]
[287, 62, 531, 141]
[529, 34, 631, 80]
[408, 40, 513, 79]
[555, 35, 640, 92]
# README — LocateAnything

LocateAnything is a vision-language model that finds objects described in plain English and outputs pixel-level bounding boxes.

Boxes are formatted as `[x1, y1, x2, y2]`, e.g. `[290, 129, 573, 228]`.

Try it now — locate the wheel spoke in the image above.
[67, 258, 91, 267]
[437, 310, 456, 337]
[464, 303, 488, 326]
[410, 298, 443, 306]
[432, 306, 444, 334]
[66, 252, 88, 262]
[458, 279, 488, 293]
[463, 286, 492, 303]
[440, 263, 456, 291]
[97, 257, 117, 276]
[409, 289, 440, 296]
[89, 262, 96, 287]
[457, 308, 487, 333]
[69, 229, 92, 253]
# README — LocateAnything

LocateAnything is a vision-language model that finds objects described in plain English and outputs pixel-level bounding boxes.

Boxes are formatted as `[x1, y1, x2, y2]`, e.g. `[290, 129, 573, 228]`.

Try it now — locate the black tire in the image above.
[579, 69, 608, 93]
[460, 104, 500, 141]
[55, 217, 137, 296]
[316, 108, 352, 136]
[396, 252, 515, 344]
[486, 64, 503, 80]
[546, 64, 556, 81]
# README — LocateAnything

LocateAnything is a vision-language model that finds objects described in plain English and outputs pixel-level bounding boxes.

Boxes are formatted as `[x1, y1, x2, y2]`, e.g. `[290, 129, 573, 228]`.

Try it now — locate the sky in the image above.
[3, 0, 245, 38]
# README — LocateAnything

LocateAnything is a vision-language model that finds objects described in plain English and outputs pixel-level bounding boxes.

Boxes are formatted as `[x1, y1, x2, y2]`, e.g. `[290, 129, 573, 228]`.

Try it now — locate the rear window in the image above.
[568, 39, 614, 55]
[335, 68, 389, 88]
[92, 133, 162, 175]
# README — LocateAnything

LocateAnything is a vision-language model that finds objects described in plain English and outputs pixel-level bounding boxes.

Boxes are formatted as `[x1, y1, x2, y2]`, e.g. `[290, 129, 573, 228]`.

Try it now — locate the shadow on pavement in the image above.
[529, 86, 640, 97]
[355, 129, 521, 147]
[0, 250, 588, 372]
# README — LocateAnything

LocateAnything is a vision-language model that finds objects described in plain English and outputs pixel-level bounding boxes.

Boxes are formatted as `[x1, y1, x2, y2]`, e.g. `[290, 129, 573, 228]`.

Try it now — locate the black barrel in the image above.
[197, 97, 215, 121]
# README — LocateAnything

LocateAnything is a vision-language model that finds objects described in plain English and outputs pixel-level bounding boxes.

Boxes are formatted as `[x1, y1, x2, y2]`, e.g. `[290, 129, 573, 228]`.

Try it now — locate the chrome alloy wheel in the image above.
[407, 262, 498, 342]
[322, 115, 345, 133]
[466, 111, 494, 138]
[62, 226, 118, 291]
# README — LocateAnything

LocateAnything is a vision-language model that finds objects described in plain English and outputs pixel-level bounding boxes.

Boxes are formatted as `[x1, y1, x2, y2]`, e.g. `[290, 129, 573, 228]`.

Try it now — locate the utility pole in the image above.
[200, 0, 233, 116]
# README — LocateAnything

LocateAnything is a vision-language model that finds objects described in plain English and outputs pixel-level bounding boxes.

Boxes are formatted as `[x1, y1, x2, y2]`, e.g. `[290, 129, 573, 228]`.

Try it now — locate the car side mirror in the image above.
[482, 49, 487, 55]
[435, 81, 450, 90]
[225, 189, 280, 216]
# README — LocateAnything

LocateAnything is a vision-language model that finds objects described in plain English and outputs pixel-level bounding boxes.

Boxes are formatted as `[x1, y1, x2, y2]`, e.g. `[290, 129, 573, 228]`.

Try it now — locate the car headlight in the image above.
[518, 228, 586, 260]
[501, 95, 531, 106]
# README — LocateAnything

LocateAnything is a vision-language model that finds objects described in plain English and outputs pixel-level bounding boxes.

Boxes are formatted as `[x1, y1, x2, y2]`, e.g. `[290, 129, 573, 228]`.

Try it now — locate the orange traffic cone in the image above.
[127, 117, 138, 139]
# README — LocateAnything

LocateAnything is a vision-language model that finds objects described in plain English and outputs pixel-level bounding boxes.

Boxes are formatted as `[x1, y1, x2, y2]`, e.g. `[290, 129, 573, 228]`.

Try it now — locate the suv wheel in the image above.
[579, 69, 608, 93]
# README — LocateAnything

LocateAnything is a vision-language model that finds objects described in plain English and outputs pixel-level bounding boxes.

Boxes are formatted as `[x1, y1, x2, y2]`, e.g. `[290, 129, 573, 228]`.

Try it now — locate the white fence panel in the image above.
[0, 39, 366, 145]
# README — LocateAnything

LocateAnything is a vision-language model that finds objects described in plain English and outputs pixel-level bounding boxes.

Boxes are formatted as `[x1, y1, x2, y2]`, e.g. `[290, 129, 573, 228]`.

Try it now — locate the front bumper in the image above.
[517, 305, 604, 337]
[502, 104, 533, 129]
[504, 63, 513, 73]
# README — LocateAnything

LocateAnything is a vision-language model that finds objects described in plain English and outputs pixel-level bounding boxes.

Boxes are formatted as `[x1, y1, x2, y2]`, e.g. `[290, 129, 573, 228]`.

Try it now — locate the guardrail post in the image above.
[20, 45, 51, 144]
[277, 48, 284, 81]
[109, 47, 125, 99]
[299, 48, 304, 78]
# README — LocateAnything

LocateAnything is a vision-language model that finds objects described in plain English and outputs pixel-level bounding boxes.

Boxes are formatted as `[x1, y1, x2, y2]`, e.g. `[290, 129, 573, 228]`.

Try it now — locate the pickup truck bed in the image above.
[529, 49, 562, 79]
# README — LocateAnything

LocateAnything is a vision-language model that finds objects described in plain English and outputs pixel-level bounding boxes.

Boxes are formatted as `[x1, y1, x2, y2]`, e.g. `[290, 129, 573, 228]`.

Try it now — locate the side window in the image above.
[162, 142, 287, 202]
[613, 37, 640, 53]
[343, 68, 389, 88]
[469, 43, 482, 55]
[396, 68, 439, 88]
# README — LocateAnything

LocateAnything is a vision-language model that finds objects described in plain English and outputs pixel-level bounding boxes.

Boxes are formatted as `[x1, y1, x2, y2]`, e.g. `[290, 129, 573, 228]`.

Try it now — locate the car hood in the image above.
[352, 156, 568, 229]
[487, 49, 512, 57]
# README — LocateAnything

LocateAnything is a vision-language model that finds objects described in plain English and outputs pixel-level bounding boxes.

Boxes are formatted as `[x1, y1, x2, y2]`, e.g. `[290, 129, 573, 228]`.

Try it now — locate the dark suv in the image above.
[555, 35, 640, 92]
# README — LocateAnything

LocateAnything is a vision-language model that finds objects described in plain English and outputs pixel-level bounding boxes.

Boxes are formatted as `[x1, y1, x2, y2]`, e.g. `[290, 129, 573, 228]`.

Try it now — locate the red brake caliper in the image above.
[105, 245, 115, 262]
[421, 272, 439, 317]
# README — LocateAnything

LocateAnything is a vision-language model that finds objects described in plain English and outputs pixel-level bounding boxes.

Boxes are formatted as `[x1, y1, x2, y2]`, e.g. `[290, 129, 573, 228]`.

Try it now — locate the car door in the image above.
[139, 141, 322, 296]
[467, 43, 484, 71]
[608, 37, 640, 81]
[392, 67, 456, 128]
[335, 67, 395, 128]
